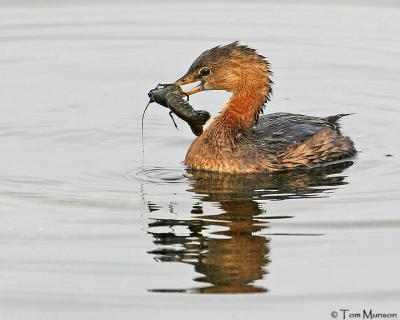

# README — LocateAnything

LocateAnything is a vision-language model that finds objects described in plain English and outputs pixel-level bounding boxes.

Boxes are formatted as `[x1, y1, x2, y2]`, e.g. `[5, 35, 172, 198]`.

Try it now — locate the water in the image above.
[1, 0, 400, 319]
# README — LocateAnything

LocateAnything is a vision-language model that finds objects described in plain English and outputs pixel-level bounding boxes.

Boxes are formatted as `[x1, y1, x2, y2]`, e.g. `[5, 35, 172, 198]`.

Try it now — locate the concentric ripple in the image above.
[125, 166, 189, 185]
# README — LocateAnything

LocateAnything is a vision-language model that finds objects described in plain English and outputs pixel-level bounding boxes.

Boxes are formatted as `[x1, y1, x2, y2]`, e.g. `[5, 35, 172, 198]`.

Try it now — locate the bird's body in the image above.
[174, 42, 356, 173]
[185, 112, 355, 173]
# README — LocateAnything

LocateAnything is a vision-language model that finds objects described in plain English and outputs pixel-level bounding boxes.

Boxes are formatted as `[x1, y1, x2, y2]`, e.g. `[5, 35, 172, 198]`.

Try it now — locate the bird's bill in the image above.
[175, 74, 204, 95]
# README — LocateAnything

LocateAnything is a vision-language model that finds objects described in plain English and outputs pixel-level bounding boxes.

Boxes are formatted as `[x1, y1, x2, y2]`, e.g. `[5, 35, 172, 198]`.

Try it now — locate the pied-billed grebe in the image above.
[174, 42, 356, 173]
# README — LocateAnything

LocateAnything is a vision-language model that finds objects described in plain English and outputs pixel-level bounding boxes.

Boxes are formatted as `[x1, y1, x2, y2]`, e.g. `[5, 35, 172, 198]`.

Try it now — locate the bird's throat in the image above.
[206, 83, 270, 139]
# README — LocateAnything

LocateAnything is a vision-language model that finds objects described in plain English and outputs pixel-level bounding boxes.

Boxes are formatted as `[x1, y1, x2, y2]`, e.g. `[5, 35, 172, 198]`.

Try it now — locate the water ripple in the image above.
[125, 166, 188, 185]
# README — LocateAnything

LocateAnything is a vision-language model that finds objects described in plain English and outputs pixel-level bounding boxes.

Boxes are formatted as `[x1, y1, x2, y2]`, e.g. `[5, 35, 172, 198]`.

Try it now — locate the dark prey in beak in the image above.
[147, 84, 211, 136]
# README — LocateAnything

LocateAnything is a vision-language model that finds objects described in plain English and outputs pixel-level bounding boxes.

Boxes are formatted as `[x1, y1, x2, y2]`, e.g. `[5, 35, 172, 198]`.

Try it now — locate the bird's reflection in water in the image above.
[146, 162, 353, 294]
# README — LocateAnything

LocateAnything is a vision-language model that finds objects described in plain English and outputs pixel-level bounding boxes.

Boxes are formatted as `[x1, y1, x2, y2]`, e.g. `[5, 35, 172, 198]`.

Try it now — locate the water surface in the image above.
[1, 0, 400, 319]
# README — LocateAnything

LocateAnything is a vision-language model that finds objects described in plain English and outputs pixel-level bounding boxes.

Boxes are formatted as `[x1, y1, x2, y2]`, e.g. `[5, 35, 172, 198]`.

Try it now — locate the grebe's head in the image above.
[175, 41, 272, 98]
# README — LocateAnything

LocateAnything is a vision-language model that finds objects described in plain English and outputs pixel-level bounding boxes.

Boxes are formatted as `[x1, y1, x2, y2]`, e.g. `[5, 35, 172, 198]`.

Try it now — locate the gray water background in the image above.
[1, 0, 400, 319]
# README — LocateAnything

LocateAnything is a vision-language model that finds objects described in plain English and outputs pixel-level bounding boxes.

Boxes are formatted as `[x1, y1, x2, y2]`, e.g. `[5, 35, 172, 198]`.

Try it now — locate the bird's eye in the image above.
[199, 67, 211, 77]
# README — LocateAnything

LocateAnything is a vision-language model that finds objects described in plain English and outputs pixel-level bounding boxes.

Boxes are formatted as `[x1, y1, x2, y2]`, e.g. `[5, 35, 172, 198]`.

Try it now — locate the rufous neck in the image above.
[218, 85, 269, 134]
